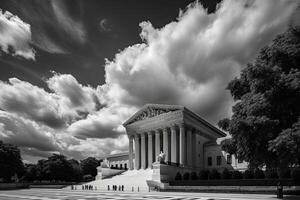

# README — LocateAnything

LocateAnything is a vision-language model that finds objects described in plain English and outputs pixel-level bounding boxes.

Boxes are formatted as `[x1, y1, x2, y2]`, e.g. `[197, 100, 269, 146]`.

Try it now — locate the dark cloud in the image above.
[0, 111, 60, 151]
[0, 78, 66, 128]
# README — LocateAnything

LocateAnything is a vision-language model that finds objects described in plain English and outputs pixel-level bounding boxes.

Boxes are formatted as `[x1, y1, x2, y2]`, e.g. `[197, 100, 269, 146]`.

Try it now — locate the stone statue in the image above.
[157, 151, 166, 163]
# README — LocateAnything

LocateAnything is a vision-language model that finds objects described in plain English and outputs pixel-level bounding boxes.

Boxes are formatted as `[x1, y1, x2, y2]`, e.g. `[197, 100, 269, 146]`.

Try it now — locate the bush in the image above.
[221, 168, 232, 179]
[174, 172, 182, 181]
[265, 169, 278, 179]
[279, 168, 291, 179]
[232, 171, 243, 179]
[254, 168, 265, 179]
[191, 172, 198, 180]
[183, 172, 190, 180]
[243, 169, 254, 179]
[292, 168, 300, 184]
[199, 170, 209, 180]
[209, 169, 220, 180]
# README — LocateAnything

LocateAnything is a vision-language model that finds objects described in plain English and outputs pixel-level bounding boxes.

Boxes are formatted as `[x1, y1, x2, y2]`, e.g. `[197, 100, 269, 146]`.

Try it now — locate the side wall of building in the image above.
[204, 143, 248, 171]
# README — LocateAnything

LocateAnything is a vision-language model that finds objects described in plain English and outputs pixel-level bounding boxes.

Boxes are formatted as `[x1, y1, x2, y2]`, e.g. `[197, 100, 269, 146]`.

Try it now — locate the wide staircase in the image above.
[74, 169, 153, 192]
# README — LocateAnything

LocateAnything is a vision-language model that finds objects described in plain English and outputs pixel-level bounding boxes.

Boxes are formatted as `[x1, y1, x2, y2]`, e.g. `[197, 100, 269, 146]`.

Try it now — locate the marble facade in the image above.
[123, 104, 226, 171]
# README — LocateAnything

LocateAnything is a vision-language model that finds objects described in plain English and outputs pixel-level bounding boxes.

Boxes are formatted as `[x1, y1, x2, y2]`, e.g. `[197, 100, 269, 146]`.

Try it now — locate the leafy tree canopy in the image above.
[219, 27, 300, 169]
[80, 157, 100, 177]
[34, 154, 82, 182]
[0, 140, 24, 182]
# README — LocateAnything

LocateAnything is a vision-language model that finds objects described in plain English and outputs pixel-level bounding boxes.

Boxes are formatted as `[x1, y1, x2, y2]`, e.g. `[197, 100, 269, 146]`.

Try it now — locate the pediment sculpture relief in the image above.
[128, 107, 178, 124]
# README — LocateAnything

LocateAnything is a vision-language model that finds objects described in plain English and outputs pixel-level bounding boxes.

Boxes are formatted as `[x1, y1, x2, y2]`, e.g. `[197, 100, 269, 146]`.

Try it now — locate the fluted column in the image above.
[141, 133, 146, 169]
[134, 134, 140, 170]
[179, 124, 186, 166]
[128, 135, 134, 170]
[187, 128, 193, 166]
[192, 130, 196, 167]
[148, 132, 153, 168]
[163, 128, 169, 163]
[155, 130, 160, 161]
[171, 125, 178, 163]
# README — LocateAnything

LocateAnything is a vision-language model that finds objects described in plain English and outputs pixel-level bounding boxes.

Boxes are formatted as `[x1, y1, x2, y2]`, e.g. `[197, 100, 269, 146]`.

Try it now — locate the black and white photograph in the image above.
[0, 0, 299, 199]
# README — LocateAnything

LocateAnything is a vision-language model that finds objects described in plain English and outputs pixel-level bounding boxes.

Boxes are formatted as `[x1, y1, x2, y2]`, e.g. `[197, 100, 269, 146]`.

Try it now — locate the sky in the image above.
[0, 0, 299, 163]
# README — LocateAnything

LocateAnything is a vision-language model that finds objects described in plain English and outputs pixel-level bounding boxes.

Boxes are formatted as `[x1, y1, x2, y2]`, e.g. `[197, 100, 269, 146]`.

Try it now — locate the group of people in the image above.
[82, 184, 96, 190]
[108, 185, 124, 191]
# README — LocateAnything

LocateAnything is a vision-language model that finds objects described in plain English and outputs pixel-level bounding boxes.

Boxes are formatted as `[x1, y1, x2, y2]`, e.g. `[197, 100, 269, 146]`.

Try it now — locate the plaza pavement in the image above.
[0, 189, 298, 200]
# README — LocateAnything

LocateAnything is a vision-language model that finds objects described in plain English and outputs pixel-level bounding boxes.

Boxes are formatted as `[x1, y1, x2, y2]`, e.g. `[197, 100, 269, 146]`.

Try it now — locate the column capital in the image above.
[179, 123, 185, 128]
[147, 131, 153, 136]
[128, 134, 134, 139]
[134, 134, 140, 139]
[170, 124, 177, 129]
[141, 132, 146, 138]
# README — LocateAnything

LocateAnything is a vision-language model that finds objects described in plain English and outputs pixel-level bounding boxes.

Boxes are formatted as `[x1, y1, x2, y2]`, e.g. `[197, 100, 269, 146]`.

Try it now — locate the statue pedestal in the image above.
[151, 162, 172, 183]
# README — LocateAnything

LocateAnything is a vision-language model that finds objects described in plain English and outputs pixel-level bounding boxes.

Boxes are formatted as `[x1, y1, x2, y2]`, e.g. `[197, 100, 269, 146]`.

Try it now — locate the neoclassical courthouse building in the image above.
[101, 104, 247, 177]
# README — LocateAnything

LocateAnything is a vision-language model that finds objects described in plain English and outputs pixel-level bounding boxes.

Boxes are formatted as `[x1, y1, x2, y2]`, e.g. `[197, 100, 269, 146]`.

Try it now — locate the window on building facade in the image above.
[217, 156, 222, 166]
[208, 156, 212, 166]
[227, 154, 232, 164]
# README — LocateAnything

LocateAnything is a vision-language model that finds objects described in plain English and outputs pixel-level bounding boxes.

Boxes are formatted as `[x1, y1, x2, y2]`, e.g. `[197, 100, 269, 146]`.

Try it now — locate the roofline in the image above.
[122, 103, 226, 137]
[183, 107, 226, 137]
[100, 152, 131, 160]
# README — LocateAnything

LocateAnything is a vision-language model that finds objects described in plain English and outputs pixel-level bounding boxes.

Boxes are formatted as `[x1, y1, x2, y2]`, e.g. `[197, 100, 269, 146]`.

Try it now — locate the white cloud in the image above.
[0, 73, 100, 128]
[100, 0, 297, 124]
[0, 9, 35, 60]
[0, 78, 65, 128]
[67, 104, 135, 139]
[47, 73, 99, 115]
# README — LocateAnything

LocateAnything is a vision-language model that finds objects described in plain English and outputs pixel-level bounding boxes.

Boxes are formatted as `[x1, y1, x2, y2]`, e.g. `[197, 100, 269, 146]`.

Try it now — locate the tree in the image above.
[24, 164, 38, 182]
[220, 138, 237, 155]
[68, 159, 83, 182]
[269, 117, 300, 167]
[80, 157, 100, 177]
[218, 27, 300, 169]
[0, 141, 24, 182]
[36, 154, 74, 181]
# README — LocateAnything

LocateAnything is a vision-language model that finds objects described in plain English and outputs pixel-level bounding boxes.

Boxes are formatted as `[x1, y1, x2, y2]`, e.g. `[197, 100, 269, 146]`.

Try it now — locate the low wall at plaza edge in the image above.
[0, 183, 29, 190]
[96, 167, 125, 180]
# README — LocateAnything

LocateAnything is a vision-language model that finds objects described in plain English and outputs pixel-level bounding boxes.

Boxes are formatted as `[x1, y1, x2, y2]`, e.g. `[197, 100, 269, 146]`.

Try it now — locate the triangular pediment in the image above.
[123, 104, 183, 126]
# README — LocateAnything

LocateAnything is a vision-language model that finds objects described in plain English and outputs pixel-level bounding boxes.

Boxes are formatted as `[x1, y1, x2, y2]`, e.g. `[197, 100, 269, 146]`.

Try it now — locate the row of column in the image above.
[128, 124, 197, 170]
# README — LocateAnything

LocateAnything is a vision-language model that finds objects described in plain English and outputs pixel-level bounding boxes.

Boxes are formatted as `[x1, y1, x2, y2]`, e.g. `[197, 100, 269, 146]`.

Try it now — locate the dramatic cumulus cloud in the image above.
[0, 73, 100, 128]
[0, 78, 65, 128]
[0, 9, 35, 59]
[100, 0, 298, 123]
[0, 0, 298, 162]
[0, 111, 60, 151]
[0, 73, 127, 161]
